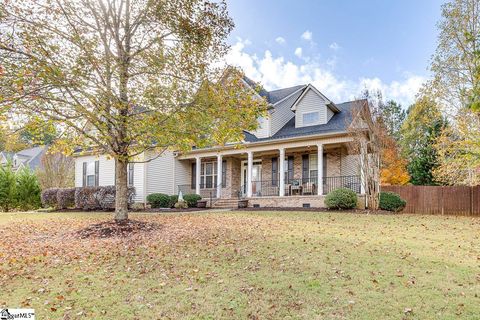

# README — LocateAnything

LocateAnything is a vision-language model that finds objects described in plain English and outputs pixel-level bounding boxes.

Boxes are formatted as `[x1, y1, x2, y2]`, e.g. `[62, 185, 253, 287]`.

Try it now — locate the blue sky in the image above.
[224, 0, 444, 107]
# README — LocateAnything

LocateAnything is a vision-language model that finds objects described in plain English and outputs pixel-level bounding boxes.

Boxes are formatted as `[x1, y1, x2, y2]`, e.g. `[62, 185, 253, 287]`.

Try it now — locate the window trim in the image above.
[200, 161, 217, 189]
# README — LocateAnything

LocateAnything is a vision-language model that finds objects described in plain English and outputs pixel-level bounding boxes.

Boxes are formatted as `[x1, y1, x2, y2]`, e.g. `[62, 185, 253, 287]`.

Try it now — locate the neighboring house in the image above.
[74, 79, 374, 208]
[0, 146, 46, 172]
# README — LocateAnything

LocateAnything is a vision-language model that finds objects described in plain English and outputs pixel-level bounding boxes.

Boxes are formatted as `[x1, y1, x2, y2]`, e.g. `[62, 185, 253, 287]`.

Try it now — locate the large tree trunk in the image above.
[115, 158, 129, 222]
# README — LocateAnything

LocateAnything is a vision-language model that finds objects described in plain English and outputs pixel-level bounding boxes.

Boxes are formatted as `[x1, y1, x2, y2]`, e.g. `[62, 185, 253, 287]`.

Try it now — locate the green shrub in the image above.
[16, 167, 41, 210]
[379, 192, 406, 212]
[325, 188, 357, 210]
[0, 163, 17, 212]
[183, 194, 202, 208]
[146, 193, 171, 208]
[169, 195, 178, 208]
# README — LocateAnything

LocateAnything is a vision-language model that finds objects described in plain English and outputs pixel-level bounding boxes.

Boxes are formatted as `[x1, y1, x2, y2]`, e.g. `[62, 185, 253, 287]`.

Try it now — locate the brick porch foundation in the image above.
[247, 195, 366, 209]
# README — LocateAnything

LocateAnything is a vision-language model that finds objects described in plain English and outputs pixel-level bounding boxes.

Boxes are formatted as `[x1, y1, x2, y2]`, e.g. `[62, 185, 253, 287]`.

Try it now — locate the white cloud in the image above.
[329, 42, 340, 51]
[301, 30, 313, 41]
[294, 47, 303, 58]
[275, 37, 286, 45]
[225, 39, 425, 107]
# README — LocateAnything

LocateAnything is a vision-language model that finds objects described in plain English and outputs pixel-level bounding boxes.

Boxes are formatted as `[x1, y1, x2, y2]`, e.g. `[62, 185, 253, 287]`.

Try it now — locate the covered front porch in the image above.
[177, 138, 364, 205]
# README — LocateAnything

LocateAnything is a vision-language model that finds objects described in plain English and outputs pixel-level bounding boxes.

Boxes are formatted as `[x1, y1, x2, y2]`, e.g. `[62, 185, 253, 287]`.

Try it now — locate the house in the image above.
[74, 80, 374, 208]
[0, 146, 46, 171]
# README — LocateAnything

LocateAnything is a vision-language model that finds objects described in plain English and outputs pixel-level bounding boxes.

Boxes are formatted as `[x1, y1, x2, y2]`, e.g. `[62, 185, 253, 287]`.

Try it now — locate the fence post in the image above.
[441, 186, 444, 215]
[470, 186, 473, 216]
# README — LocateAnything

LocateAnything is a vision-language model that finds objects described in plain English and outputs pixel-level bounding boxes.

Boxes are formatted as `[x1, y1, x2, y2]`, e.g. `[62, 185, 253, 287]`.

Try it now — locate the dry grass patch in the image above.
[0, 211, 479, 319]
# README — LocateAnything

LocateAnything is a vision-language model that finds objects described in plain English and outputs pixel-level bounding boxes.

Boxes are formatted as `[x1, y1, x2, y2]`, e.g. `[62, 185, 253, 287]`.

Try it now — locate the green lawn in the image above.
[1, 211, 479, 319]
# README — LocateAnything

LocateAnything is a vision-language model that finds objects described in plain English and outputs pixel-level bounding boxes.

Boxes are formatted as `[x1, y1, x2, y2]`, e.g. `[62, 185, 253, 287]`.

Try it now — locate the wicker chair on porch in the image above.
[301, 182, 316, 195]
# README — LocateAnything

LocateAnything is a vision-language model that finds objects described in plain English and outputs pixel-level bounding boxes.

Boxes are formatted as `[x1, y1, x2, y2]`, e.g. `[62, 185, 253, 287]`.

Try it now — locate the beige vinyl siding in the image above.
[174, 158, 191, 190]
[131, 162, 145, 203]
[270, 90, 303, 135]
[145, 150, 176, 196]
[327, 107, 335, 122]
[248, 116, 270, 138]
[295, 89, 328, 128]
[75, 154, 146, 202]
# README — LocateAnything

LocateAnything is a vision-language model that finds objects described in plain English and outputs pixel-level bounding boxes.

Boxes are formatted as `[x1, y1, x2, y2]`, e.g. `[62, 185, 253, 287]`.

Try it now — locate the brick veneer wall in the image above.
[248, 194, 366, 209]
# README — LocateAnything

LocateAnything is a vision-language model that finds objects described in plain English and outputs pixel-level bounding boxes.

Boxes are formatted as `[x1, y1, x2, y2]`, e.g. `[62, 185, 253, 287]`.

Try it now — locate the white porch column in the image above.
[279, 148, 285, 196]
[195, 156, 201, 195]
[246, 151, 253, 197]
[359, 142, 366, 195]
[216, 154, 223, 198]
[317, 144, 323, 196]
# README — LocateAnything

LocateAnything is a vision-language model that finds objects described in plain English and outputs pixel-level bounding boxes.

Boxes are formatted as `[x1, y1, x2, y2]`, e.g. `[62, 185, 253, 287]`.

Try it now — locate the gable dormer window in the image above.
[302, 111, 319, 126]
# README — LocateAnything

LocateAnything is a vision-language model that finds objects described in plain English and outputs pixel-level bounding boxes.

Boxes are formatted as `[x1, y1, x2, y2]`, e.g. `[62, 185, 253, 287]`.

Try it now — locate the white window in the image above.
[302, 111, 319, 126]
[86, 162, 96, 186]
[309, 154, 318, 179]
[200, 161, 217, 188]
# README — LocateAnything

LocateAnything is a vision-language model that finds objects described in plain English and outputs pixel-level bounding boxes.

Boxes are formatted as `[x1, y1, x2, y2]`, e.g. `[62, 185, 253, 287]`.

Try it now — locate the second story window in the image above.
[302, 111, 319, 126]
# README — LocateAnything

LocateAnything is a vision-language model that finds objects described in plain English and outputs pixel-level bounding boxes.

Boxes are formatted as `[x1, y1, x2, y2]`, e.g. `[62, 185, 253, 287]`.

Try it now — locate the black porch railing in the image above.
[323, 175, 361, 194]
[177, 183, 223, 199]
[238, 175, 361, 197]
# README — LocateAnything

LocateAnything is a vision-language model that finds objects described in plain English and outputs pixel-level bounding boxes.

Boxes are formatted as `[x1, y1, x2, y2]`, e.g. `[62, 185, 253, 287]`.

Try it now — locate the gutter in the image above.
[180, 130, 350, 156]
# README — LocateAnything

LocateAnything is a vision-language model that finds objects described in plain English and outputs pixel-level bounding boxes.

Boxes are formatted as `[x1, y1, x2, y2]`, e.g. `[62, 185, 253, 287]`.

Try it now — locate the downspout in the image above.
[143, 152, 147, 206]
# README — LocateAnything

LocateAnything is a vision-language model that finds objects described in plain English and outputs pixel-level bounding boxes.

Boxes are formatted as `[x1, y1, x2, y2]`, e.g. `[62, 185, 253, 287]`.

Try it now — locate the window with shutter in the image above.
[94, 160, 99, 186]
[271, 157, 278, 186]
[284, 156, 294, 183]
[302, 155, 309, 183]
[82, 162, 87, 187]
[128, 163, 134, 186]
[191, 163, 196, 189]
[222, 160, 227, 187]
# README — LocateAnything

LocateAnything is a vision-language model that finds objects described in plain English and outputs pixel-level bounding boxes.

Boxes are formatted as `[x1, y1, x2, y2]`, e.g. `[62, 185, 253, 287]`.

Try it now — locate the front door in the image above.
[252, 164, 262, 196]
[241, 161, 262, 196]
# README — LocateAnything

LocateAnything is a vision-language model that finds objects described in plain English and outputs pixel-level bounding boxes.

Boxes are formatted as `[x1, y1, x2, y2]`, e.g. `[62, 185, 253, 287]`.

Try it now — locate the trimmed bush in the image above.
[325, 188, 357, 210]
[16, 168, 41, 210]
[57, 188, 76, 209]
[74, 186, 135, 210]
[379, 191, 406, 212]
[146, 193, 171, 208]
[169, 195, 178, 208]
[183, 194, 202, 208]
[41, 188, 59, 209]
[174, 200, 188, 209]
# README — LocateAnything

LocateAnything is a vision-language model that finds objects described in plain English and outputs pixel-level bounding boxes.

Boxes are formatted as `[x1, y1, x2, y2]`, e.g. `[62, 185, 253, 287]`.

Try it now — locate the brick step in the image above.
[212, 198, 240, 208]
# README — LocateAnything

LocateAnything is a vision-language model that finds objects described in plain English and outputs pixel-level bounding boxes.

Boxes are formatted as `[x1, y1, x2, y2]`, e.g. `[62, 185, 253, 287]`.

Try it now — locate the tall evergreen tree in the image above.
[400, 97, 448, 185]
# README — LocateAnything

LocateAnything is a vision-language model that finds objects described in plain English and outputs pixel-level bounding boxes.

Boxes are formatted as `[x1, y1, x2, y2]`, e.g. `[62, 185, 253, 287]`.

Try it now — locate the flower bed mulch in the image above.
[143, 207, 210, 213]
[75, 219, 160, 239]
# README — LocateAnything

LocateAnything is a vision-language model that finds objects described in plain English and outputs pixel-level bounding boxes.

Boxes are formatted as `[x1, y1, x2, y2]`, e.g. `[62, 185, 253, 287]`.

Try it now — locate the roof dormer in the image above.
[291, 84, 339, 128]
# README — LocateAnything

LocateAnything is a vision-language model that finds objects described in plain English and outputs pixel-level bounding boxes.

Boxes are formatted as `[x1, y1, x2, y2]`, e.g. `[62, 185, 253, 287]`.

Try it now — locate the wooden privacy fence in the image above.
[382, 185, 480, 216]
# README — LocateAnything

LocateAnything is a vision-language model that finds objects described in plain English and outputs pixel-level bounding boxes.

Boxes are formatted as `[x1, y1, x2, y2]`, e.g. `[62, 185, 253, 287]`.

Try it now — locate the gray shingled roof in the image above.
[243, 76, 306, 105]
[266, 85, 306, 104]
[244, 99, 365, 142]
